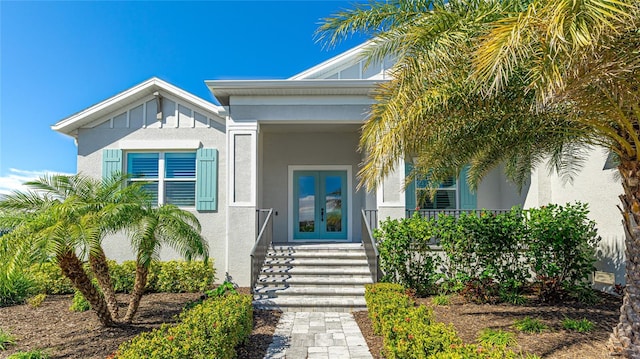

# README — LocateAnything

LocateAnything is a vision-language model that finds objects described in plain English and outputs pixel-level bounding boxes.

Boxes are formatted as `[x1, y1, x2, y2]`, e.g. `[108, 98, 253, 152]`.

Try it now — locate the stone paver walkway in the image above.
[263, 312, 373, 359]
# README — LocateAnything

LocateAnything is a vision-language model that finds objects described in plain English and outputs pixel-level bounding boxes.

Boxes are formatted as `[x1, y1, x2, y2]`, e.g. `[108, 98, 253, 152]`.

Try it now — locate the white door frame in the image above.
[288, 165, 353, 242]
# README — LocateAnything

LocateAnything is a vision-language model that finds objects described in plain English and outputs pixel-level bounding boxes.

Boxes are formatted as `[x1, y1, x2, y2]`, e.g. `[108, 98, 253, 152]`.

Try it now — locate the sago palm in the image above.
[123, 203, 207, 323]
[319, 0, 640, 355]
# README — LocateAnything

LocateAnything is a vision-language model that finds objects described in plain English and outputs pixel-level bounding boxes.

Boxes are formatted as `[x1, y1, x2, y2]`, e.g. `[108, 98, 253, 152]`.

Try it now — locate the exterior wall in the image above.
[476, 166, 528, 209]
[76, 92, 228, 284]
[260, 127, 365, 243]
[523, 147, 625, 286]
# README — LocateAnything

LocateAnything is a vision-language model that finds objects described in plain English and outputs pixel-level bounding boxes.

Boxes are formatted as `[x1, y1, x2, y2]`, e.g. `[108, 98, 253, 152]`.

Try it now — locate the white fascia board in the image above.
[206, 79, 385, 106]
[288, 41, 373, 80]
[52, 77, 225, 137]
[119, 140, 202, 150]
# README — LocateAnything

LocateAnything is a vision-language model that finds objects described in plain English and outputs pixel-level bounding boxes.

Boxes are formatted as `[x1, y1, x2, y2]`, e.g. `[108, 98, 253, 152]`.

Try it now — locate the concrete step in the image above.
[256, 275, 373, 286]
[253, 286, 365, 298]
[264, 258, 368, 265]
[260, 266, 371, 275]
[252, 296, 367, 312]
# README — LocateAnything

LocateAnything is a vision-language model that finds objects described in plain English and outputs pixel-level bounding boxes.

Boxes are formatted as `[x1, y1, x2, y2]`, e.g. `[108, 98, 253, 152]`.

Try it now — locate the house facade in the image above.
[52, 43, 625, 287]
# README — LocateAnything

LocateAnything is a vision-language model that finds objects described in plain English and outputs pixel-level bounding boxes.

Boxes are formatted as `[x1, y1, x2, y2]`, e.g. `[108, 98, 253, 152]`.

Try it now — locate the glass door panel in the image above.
[293, 170, 348, 240]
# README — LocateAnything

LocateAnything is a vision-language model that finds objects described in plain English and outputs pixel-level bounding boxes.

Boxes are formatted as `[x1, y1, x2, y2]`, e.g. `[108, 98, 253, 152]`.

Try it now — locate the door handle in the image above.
[321, 208, 324, 222]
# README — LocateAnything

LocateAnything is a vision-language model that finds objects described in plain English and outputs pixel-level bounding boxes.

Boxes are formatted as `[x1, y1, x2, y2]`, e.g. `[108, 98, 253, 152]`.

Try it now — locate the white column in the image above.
[376, 159, 407, 221]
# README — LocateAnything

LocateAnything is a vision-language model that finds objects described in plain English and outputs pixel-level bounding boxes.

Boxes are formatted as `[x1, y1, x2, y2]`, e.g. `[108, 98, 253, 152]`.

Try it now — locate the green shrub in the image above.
[0, 271, 36, 307]
[0, 328, 16, 350]
[27, 293, 47, 308]
[154, 261, 215, 293]
[526, 203, 600, 302]
[365, 283, 414, 334]
[562, 318, 595, 332]
[477, 329, 517, 348]
[7, 349, 50, 359]
[440, 209, 529, 303]
[28, 262, 74, 295]
[513, 317, 548, 333]
[116, 293, 253, 359]
[432, 294, 450, 306]
[375, 215, 444, 296]
[428, 344, 540, 359]
[108, 260, 137, 293]
[69, 290, 90, 312]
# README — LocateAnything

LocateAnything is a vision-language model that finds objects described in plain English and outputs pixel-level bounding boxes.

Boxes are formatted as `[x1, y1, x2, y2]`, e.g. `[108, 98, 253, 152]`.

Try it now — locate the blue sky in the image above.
[0, 0, 367, 193]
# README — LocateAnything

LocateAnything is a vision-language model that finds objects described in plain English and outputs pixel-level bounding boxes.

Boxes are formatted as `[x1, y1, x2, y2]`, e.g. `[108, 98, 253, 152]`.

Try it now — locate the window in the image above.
[415, 176, 457, 210]
[127, 152, 196, 206]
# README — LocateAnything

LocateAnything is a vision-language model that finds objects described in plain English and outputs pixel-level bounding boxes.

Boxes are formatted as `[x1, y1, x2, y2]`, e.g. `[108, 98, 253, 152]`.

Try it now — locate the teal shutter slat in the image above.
[405, 162, 416, 210]
[459, 165, 477, 210]
[102, 149, 122, 180]
[196, 148, 218, 211]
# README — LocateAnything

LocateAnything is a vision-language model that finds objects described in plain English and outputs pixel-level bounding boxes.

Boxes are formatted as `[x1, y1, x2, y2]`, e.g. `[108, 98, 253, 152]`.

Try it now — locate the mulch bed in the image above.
[353, 292, 622, 358]
[0, 289, 280, 359]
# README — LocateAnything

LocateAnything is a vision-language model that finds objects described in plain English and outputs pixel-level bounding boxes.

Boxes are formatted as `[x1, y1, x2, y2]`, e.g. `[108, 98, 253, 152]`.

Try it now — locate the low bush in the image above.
[431, 294, 450, 306]
[115, 293, 252, 359]
[0, 328, 16, 350]
[108, 260, 137, 293]
[375, 214, 444, 296]
[562, 318, 595, 333]
[69, 290, 90, 312]
[7, 349, 50, 359]
[0, 271, 36, 307]
[365, 283, 536, 358]
[27, 293, 46, 308]
[513, 317, 548, 333]
[477, 329, 517, 348]
[154, 260, 215, 293]
[28, 262, 74, 295]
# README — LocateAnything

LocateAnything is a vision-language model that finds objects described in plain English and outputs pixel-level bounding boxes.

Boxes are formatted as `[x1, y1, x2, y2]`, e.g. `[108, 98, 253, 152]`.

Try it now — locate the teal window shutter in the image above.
[405, 162, 416, 210]
[102, 149, 122, 180]
[196, 148, 218, 211]
[459, 165, 477, 209]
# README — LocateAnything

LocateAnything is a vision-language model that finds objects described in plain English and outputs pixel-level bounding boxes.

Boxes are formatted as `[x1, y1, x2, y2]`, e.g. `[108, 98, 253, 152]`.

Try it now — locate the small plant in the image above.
[209, 281, 237, 297]
[477, 328, 517, 348]
[0, 328, 16, 350]
[514, 317, 548, 333]
[499, 291, 527, 305]
[27, 294, 47, 308]
[7, 349, 50, 359]
[562, 318, 595, 333]
[69, 291, 90, 312]
[432, 294, 450, 306]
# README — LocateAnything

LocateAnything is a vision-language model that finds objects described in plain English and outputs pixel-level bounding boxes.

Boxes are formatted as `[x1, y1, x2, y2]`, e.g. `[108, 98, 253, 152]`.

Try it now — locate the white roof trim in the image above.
[289, 41, 373, 80]
[52, 77, 226, 137]
[206, 79, 385, 106]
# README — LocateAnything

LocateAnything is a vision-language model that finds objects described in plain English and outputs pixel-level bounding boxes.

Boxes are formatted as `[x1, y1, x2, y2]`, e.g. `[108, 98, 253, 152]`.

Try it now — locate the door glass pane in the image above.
[324, 175, 342, 232]
[298, 175, 315, 233]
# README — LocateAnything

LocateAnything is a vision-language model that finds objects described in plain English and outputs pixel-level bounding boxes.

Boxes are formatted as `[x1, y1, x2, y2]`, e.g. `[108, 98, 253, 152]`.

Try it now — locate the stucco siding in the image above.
[260, 128, 365, 243]
[76, 103, 228, 284]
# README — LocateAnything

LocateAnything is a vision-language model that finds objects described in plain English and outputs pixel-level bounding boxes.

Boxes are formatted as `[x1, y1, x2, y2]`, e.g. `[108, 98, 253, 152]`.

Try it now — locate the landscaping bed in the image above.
[0, 289, 280, 359]
[354, 292, 621, 358]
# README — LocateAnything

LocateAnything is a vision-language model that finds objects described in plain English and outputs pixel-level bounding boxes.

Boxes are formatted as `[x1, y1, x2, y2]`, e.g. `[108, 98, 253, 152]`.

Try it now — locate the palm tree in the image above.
[0, 180, 114, 326]
[318, 0, 639, 355]
[123, 203, 207, 323]
[23, 174, 149, 319]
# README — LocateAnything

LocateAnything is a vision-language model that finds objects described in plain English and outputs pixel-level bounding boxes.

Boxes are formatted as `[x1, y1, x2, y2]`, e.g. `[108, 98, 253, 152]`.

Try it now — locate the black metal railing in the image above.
[361, 209, 382, 282]
[406, 208, 512, 219]
[250, 208, 274, 293]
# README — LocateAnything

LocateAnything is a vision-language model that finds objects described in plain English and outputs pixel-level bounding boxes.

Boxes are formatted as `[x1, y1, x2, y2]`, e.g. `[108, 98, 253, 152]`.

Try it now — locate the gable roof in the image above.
[52, 77, 226, 137]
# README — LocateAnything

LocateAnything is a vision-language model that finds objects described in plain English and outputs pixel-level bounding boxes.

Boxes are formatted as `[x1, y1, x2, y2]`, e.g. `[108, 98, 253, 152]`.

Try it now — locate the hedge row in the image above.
[365, 283, 538, 359]
[376, 203, 600, 302]
[28, 260, 215, 295]
[114, 293, 253, 359]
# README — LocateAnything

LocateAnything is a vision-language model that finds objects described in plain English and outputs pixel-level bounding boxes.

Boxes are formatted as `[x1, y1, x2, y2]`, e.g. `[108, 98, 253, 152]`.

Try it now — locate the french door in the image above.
[293, 171, 348, 240]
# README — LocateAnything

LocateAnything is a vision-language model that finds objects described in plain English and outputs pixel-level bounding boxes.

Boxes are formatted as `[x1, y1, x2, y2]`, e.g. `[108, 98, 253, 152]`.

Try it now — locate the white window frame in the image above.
[415, 176, 459, 210]
[126, 151, 196, 207]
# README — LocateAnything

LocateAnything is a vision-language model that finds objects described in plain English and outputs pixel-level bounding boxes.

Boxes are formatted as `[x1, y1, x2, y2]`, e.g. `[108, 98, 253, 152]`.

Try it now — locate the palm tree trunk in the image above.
[58, 250, 114, 327]
[609, 160, 640, 357]
[89, 248, 119, 319]
[123, 264, 148, 323]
